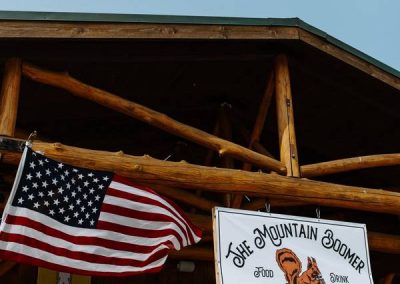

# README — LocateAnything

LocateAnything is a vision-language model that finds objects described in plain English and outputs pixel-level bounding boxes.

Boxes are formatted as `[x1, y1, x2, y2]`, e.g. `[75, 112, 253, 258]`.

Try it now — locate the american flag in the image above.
[0, 147, 202, 276]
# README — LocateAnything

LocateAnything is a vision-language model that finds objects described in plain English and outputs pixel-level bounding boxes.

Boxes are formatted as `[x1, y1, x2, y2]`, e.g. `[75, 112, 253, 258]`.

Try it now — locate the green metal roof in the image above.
[0, 10, 399, 79]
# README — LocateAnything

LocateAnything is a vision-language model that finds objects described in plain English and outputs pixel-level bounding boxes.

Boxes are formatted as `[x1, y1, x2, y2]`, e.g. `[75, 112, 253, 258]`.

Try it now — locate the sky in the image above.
[0, 0, 399, 72]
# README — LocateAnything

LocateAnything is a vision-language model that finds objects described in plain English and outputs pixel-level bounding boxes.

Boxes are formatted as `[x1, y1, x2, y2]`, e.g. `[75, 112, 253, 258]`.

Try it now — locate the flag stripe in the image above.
[109, 178, 201, 242]
[0, 244, 167, 275]
[0, 231, 170, 267]
[100, 204, 188, 244]
[111, 178, 202, 238]
[1, 220, 171, 260]
[105, 187, 194, 244]
[97, 220, 184, 246]
[4, 207, 180, 250]
[0, 248, 163, 276]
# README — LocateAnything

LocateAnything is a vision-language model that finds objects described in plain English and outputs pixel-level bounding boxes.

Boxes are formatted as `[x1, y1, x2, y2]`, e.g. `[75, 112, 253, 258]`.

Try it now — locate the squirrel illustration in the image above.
[276, 248, 325, 284]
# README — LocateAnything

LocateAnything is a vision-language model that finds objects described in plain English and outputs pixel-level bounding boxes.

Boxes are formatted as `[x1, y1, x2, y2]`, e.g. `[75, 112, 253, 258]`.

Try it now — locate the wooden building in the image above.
[0, 11, 399, 283]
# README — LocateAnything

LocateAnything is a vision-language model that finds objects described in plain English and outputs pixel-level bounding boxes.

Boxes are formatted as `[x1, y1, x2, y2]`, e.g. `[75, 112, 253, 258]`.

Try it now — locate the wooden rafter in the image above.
[21, 62, 286, 174]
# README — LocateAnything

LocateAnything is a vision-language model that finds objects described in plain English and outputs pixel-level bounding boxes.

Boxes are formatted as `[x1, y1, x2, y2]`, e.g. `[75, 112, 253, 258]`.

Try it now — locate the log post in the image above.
[231, 71, 274, 208]
[274, 54, 300, 177]
[0, 58, 22, 136]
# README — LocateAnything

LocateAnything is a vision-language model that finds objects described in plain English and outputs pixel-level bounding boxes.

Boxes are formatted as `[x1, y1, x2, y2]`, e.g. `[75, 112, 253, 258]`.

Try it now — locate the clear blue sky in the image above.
[1, 0, 399, 72]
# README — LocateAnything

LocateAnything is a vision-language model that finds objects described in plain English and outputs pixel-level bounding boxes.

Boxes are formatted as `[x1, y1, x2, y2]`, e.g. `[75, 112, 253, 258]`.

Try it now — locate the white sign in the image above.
[213, 207, 373, 284]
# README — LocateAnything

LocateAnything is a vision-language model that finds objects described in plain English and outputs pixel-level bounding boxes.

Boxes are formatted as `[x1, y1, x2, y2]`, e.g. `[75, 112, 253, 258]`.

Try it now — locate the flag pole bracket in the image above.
[0, 136, 26, 152]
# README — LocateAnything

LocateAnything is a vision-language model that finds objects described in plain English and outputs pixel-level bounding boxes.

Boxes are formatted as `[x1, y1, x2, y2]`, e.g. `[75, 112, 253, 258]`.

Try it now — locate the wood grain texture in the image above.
[0, 21, 299, 40]
[301, 154, 400, 177]
[2, 141, 400, 215]
[0, 58, 21, 136]
[274, 54, 300, 177]
[22, 62, 286, 174]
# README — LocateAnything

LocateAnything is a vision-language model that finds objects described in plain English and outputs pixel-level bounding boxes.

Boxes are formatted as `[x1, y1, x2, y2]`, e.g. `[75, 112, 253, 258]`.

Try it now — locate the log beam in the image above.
[0, 58, 21, 136]
[368, 232, 400, 255]
[274, 54, 300, 177]
[231, 71, 274, 208]
[302, 154, 400, 178]
[21, 62, 286, 174]
[2, 141, 400, 215]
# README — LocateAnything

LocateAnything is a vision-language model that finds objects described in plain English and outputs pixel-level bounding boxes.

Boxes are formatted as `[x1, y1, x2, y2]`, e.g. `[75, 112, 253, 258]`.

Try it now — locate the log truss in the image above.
[0, 56, 400, 265]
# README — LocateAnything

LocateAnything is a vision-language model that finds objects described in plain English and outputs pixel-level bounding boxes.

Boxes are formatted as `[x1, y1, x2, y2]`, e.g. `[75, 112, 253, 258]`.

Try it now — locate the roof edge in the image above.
[0, 10, 398, 79]
[0, 10, 300, 25]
